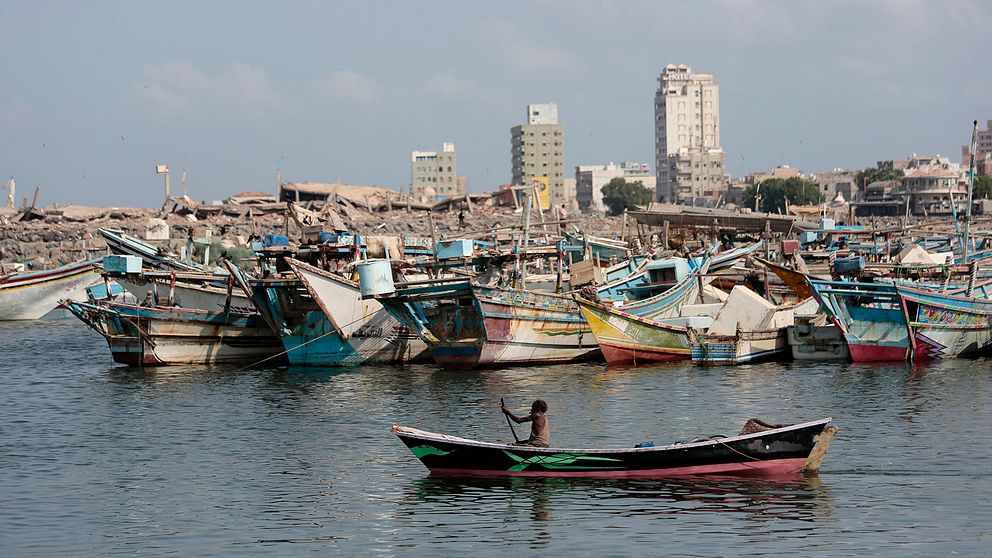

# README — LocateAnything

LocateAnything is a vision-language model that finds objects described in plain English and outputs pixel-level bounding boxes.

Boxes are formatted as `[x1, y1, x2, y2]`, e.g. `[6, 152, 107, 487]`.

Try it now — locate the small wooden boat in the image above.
[690, 327, 789, 366]
[393, 418, 837, 478]
[0, 258, 101, 320]
[575, 264, 709, 365]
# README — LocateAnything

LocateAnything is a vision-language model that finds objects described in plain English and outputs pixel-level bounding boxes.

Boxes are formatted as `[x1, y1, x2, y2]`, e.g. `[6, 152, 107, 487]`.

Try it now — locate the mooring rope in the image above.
[234, 312, 383, 372]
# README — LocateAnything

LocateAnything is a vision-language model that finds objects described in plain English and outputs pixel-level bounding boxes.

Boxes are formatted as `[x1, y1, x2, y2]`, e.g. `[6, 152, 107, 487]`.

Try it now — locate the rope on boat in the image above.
[714, 438, 763, 462]
[234, 312, 382, 372]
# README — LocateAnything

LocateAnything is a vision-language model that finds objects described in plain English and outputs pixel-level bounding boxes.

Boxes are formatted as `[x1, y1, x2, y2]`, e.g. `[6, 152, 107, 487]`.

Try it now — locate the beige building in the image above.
[412, 143, 463, 202]
[813, 169, 857, 204]
[654, 64, 725, 204]
[897, 155, 966, 215]
[576, 162, 656, 211]
[511, 103, 566, 205]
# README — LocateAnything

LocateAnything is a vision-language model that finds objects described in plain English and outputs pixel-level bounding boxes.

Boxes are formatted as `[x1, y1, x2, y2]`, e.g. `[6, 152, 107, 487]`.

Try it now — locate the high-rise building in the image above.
[654, 64, 726, 205]
[411, 142, 461, 201]
[511, 103, 566, 206]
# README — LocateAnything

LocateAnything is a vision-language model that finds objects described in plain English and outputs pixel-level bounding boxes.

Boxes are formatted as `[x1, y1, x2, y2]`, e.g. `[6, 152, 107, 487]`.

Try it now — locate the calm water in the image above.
[1, 319, 990, 557]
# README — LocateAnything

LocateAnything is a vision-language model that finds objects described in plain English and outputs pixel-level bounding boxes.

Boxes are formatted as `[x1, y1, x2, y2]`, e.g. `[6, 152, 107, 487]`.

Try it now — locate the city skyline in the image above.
[0, 1, 988, 207]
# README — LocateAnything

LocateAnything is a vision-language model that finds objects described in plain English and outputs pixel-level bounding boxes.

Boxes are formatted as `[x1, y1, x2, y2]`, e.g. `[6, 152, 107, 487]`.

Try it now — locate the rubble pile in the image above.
[0, 197, 624, 264]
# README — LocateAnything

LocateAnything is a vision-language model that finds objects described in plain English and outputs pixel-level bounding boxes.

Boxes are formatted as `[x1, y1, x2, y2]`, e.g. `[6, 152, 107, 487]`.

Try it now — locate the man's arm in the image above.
[501, 403, 534, 424]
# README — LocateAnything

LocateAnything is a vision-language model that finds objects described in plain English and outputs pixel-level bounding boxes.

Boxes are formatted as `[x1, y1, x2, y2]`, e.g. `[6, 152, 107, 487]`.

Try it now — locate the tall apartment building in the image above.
[411, 143, 462, 202]
[575, 162, 655, 211]
[654, 64, 726, 205]
[511, 103, 566, 206]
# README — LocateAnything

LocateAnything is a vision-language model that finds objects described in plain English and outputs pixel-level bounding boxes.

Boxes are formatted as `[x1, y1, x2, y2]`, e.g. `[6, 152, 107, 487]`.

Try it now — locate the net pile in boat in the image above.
[739, 418, 790, 436]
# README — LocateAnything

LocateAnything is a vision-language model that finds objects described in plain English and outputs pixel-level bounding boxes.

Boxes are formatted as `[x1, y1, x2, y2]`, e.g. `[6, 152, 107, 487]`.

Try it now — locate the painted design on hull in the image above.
[897, 284, 992, 359]
[410, 445, 453, 459]
[503, 451, 623, 472]
[473, 285, 600, 365]
[577, 296, 692, 365]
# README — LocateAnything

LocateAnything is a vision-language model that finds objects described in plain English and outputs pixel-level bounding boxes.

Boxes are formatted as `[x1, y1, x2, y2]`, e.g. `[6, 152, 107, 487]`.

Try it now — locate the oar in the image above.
[501, 397, 520, 443]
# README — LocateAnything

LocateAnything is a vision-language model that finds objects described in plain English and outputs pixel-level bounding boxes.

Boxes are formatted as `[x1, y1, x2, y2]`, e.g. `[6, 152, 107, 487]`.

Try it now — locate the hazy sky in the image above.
[1, 1, 988, 207]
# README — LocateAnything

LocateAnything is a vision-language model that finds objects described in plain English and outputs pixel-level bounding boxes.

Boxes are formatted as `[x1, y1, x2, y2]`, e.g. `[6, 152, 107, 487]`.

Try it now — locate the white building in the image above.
[654, 64, 726, 204]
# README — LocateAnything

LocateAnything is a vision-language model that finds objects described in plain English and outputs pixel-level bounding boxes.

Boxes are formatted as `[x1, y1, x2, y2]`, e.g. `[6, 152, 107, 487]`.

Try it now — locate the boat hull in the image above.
[287, 260, 431, 365]
[0, 259, 100, 320]
[115, 275, 254, 313]
[576, 297, 691, 365]
[787, 323, 850, 361]
[897, 286, 992, 359]
[691, 329, 788, 366]
[808, 279, 913, 363]
[66, 301, 283, 366]
[394, 418, 835, 478]
[473, 285, 600, 366]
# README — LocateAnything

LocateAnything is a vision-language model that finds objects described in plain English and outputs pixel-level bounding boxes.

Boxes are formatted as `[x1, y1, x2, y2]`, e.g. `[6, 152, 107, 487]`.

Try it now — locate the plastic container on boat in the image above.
[103, 255, 142, 274]
[436, 239, 474, 260]
[263, 234, 289, 247]
[357, 259, 395, 297]
[832, 256, 866, 273]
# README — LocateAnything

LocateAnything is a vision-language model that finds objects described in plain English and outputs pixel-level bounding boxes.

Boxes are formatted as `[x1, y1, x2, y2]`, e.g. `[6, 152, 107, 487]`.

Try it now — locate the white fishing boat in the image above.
[65, 299, 283, 366]
[0, 259, 101, 320]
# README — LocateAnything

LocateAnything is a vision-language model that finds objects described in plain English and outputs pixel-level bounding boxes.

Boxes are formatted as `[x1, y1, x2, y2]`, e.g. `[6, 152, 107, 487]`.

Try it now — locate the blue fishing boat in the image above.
[227, 260, 429, 367]
[808, 279, 912, 362]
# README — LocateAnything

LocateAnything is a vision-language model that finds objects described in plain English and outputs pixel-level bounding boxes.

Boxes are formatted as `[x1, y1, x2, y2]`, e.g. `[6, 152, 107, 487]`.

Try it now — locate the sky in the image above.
[1, 1, 988, 208]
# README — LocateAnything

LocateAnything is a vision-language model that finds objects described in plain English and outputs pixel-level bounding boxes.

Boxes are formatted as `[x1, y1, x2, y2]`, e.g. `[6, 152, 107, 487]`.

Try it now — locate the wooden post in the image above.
[30, 184, 40, 210]
[662, 220, 670, 250]
[428, 211, 438, 260]
[764, 220, 771, 260]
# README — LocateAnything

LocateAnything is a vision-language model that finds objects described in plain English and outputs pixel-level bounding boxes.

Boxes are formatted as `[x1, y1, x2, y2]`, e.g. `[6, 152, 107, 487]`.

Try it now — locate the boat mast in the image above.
[963, 120, 979, 264]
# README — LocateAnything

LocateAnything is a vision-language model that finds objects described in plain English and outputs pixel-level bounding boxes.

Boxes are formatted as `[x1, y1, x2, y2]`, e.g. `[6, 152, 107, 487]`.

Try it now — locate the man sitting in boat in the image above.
[500, 399, 551, 448]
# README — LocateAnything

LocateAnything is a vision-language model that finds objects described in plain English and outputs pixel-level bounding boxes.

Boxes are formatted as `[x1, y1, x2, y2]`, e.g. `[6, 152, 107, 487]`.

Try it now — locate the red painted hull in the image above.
[847, 343, 926, 363]
[599, 342, 688, 365]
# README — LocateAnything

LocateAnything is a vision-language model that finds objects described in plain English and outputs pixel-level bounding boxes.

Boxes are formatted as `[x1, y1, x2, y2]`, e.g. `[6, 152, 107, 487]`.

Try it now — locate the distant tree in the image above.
[855, 166, 904, 193]
[973, 174, 992, 199]
[742, 177, 821, 214]
[601, 178, 652, 216]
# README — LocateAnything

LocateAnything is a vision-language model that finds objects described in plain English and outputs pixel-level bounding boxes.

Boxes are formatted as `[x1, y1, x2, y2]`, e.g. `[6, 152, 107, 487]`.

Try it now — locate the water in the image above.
[1, 319, 990, 556]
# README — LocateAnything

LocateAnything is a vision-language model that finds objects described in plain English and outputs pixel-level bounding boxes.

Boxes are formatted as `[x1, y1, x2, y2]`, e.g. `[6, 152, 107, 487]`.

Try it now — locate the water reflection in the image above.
[405, 473, 834, 524]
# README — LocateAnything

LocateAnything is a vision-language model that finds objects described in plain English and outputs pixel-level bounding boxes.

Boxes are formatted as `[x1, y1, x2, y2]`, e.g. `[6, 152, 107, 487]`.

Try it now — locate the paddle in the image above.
[501, 397, 520, 443]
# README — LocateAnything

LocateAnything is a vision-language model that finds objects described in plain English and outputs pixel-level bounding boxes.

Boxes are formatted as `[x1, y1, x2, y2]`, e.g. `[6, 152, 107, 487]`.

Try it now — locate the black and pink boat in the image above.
[393, 418, 837, 478]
